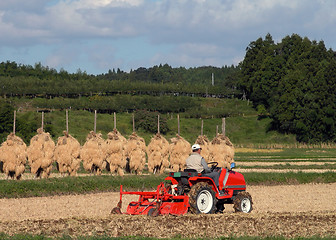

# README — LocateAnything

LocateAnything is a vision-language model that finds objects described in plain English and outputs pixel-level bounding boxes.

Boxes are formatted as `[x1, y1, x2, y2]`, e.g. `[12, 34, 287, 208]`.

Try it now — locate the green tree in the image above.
[240, 33, 336, 143]
[133, 110, 169, 134]
[16, 112, 39, 144]
[0, 101, 14, 142]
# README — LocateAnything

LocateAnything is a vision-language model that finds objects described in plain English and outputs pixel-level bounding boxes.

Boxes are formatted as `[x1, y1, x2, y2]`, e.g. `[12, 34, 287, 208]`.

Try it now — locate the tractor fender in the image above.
[188, 176, 218, 192]
[164, 176, 178, 185]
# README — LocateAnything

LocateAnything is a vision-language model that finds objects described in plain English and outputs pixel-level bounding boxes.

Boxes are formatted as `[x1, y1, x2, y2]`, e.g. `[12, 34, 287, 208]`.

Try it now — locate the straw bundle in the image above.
[27, 128, 55, 178]
[124, 132, 146, 174]
[54, 131, 81, 176]
[194, 135, 211, 162]
[147, 133, 170, 174]
[80, 131, 106, 175]
[105, 129, 127, 176]
[0, 133, 27, 180]
[113, 129, 127, 142]
[208, 134, 235, 168]
[169, 134, 191, 171]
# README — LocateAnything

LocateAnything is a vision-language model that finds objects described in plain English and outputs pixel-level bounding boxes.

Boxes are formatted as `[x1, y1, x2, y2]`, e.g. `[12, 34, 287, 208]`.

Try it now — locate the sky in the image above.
[0, 0, 336, 75]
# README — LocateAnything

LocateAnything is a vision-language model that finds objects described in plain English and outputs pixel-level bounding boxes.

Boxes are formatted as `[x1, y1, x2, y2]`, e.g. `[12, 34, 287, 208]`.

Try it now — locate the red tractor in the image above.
[112, 162, 253, 216]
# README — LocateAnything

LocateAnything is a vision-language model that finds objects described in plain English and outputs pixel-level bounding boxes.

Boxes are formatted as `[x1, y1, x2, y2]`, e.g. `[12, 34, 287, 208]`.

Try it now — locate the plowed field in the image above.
[0, 183, 335, 238]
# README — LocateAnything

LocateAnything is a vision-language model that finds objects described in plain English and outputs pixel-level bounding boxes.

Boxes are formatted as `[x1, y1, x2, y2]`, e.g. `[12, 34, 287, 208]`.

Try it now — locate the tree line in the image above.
[0, 62, 240, 98]
[32, 95, 199, 114]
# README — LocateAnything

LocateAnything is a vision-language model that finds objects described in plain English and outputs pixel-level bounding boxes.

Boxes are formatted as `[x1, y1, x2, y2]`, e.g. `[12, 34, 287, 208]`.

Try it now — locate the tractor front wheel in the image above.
[233, 191, 253, 213]
[189, 182, 217, 214]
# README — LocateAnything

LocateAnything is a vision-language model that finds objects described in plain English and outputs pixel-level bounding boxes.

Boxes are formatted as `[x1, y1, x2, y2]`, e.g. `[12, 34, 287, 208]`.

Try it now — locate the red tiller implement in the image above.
[112, 183, 189, 216]
[112, 162, 253, 216]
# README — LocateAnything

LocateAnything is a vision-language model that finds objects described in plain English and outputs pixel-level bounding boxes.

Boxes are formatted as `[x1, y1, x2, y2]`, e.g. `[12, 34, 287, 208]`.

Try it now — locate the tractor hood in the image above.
[225, 170, 246, 190]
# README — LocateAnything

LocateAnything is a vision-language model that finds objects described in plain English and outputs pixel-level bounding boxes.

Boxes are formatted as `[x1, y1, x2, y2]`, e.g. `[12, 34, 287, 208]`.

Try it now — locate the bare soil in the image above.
[0, 183, 335, 238]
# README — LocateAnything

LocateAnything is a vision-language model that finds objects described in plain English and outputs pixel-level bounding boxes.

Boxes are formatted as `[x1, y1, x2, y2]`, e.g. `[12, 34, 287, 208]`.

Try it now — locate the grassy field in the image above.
[15, 109, 297, 146]
[239, 164, 336, 170]
[12, 97, 299, 146]
[235, 148, 336, 161]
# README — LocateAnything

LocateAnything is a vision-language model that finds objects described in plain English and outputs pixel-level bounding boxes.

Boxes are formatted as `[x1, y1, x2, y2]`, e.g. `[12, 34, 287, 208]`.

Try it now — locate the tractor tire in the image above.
[233, 191, 253, 213]
[188, 182, 217, 214]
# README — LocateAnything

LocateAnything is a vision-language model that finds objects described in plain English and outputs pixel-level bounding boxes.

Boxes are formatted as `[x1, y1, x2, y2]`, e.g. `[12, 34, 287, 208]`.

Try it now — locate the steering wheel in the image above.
[207, 161, 218, 171]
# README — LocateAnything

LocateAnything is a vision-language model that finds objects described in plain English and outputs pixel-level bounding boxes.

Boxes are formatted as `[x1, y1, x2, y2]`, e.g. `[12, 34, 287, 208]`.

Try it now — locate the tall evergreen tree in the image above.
[240, 33, 336, 143]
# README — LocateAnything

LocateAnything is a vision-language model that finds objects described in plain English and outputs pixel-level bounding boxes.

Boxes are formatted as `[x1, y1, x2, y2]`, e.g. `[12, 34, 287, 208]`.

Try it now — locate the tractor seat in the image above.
[182, 168, 199, 178]
[184, 169, 197, 173]
[169, 169, 198, 179]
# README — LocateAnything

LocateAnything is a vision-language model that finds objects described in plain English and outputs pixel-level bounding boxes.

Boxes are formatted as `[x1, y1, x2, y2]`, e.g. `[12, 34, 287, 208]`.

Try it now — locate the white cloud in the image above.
[83, 0, 143, 8]
[45, 45, 80, 69]
[0, 0, 324, 45]
[0, 0, 46, 12]
[148, 42, 241, 69]
[1, 0, 336, 73]
[305, 0, 336, 29]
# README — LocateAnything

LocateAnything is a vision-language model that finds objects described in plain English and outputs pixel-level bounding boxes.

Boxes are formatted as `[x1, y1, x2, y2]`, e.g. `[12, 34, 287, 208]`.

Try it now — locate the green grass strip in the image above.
[239, 163, 336, 169]
[244, 171, 336, 185]
[0, 174, 164, 199]
[235, 158, 336, 162]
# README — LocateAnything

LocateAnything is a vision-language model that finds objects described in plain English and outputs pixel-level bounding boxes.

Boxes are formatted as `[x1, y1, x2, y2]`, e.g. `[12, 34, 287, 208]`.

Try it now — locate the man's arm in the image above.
[201, 157, 211, 173]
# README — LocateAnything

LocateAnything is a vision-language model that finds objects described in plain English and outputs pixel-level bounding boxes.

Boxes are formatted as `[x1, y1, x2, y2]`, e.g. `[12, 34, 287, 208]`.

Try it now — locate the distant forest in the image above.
[1, 33, 336, 143]
[0, 61, 240, 98]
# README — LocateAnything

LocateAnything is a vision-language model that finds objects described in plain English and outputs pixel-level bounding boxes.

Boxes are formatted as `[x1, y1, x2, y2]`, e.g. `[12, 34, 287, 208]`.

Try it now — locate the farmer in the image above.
[185, 144, 220, 189]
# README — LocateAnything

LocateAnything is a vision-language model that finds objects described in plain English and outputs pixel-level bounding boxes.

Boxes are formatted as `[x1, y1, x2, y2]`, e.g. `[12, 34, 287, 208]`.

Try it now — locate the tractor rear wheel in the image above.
[233, 191, 253, 213]
[189, 182, 217, 214]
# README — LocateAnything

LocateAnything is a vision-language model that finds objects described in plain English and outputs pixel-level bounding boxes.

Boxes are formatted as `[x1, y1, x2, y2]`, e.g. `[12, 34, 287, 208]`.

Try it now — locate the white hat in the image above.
[191, 144, 201, 151]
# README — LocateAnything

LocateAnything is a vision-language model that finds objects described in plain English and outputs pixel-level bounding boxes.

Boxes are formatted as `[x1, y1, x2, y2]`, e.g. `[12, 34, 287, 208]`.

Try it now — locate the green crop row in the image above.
[237, 164, 336, 170]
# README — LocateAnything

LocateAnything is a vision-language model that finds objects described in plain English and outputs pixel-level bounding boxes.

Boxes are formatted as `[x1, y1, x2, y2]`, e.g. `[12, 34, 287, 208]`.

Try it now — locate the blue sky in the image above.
[1, 0, 336, 75]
